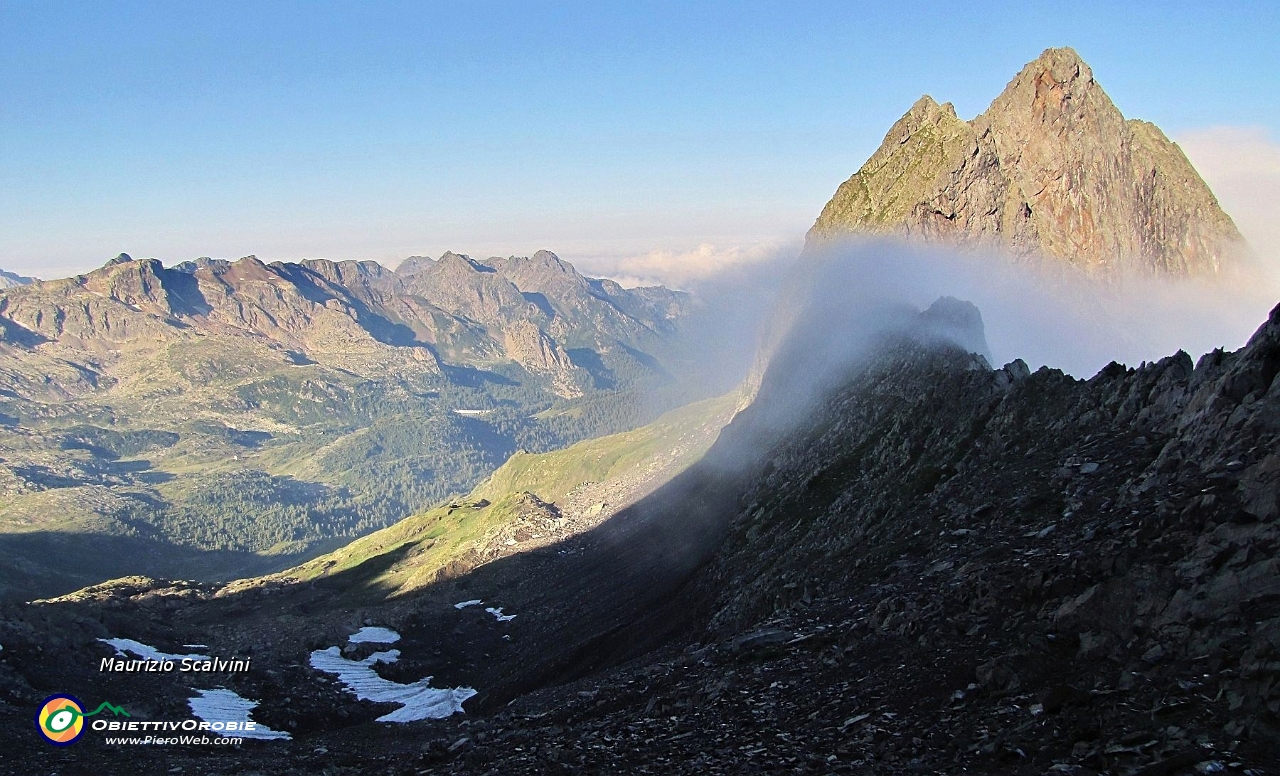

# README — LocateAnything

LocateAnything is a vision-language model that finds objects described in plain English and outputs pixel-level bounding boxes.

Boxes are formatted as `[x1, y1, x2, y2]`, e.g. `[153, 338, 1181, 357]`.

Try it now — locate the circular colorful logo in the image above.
[36, 694, 86, 745]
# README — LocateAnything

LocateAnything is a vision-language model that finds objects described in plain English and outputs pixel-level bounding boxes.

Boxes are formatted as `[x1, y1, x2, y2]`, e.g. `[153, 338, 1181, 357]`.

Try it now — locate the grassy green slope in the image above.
[265, 393, 737, 598]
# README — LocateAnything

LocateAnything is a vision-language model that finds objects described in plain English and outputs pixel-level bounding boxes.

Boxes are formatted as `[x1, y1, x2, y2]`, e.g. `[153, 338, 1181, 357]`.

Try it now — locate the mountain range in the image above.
[0, 250, 695, 599]
[11, 293, 1280, 772]
[0, 249, 684, 403]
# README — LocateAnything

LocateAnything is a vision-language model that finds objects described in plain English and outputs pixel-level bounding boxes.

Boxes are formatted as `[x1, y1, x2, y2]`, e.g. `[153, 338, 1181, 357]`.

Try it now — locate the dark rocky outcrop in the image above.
[446, 298, 1280, 773]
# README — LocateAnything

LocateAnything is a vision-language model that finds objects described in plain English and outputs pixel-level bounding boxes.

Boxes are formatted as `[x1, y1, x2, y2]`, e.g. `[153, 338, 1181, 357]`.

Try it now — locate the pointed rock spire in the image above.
[807, 47, 1245, 277]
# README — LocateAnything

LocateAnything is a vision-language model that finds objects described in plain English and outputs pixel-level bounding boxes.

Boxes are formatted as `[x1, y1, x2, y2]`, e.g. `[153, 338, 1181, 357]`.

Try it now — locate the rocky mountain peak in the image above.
[492, 250, 589, 291]
[435, 251, 493, 274]
[529, 249, 568, 269]
[981, 47, 1100, 124]
[977, 46, 1122, 176]
[1021, 45, 1091, 86]
[808, 48, 1245, 277]
[395, 255, 434, 276]
[106, 252, 134, 266]
[914, 296, 991, 362]
[77, 255, 179, 317]
[171, 257, 230, 274]
[904, 94, 957, 123]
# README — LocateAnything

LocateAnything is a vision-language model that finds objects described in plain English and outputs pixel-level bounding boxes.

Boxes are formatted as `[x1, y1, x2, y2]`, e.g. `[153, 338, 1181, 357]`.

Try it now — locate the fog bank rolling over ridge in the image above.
[756, 238, 1280, 387]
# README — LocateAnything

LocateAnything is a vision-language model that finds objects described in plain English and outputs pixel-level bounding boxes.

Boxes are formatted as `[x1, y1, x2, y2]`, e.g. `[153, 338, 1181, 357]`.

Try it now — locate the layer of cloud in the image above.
[585, 240, 800, 289]
[756, 236, 1280, 439]
[1177, 126, 1280, 273]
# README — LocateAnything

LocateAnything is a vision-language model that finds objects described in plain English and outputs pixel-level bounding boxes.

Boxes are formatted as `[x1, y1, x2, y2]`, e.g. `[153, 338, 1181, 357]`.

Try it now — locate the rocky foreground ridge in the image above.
[807, 48, 1243, 276]
[6, 295, 1280, 773]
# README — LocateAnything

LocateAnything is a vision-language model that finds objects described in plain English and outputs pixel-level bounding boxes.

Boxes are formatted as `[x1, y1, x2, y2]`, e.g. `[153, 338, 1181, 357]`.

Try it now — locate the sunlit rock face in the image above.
[808, 47, 1246, 277]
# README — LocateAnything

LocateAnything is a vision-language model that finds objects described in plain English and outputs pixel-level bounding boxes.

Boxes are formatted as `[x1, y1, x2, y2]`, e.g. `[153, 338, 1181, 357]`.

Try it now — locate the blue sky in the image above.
[2, 1, 1278, 281]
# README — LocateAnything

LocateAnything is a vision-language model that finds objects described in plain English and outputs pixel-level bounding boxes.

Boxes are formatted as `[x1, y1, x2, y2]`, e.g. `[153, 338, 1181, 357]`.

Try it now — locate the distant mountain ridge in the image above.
[807, 47, 1244, 276]
[0, 249, 685, 402]
[0, 269, 32, 289]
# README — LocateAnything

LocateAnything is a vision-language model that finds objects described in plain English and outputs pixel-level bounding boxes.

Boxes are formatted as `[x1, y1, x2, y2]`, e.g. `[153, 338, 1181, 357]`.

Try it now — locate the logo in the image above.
[36, 694, 130, 745]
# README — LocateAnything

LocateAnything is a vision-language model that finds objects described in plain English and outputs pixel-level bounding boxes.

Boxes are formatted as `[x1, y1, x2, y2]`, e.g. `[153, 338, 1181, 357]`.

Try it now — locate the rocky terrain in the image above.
[1, 46, 1274, 776]
[4, 292, 1280, 774]
[807, 48, 1244, 276]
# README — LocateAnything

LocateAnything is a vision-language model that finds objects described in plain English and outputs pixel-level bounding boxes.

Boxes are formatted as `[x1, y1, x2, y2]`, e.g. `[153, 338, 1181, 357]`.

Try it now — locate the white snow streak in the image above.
[348, 627, 401, 644]
[99, 638, 208, 662]
[485, 607, 516, 622]
[188, 688, 291, 740]
[309, 645, 475, 723]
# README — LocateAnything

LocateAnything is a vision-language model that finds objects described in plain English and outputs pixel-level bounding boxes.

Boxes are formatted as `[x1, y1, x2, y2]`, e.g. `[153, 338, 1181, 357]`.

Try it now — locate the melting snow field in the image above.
[188, 688, 291, 740]
[309, 643, 476, 723]
[485, 607, 516, 622]
[348, 626, 401, 644]
[454, 599, 483, 609]
[99, 638, 208, 662]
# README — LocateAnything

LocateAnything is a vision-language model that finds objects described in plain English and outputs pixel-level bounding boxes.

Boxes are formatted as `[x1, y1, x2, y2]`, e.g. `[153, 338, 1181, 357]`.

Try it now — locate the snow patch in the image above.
[188, 688, 290, 740]
[309, 646, 476, 723]
[99, 638, 208, 662]
[454, 599, 483, 609]
[485, 607, 516, 622]
[348, 627, 400, 644]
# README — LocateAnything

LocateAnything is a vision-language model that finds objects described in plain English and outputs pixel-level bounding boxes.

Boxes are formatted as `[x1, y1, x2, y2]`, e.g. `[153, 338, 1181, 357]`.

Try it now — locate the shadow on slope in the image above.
[0, 530, 345, 603]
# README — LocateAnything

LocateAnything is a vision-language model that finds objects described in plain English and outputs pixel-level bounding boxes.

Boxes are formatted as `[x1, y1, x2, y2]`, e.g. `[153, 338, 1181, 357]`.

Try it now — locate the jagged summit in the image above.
[808, 47, 1244, 276]
[395, 255, 434, 276]
[529, 249, 572, 269]
[171, 256, 231, 273]
[915, 295, 992, 362]
[1011, 44, 1091, 87]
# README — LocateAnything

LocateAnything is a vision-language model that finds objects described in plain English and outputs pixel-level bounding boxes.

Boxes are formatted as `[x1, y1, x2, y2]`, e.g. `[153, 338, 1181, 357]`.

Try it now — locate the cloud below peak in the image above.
[587, 240, 800, 289]
[1177, 126, 1280, 275]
